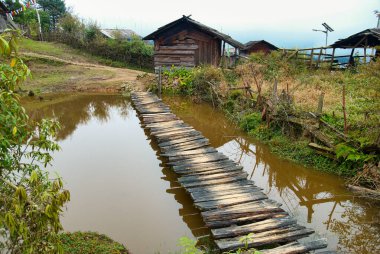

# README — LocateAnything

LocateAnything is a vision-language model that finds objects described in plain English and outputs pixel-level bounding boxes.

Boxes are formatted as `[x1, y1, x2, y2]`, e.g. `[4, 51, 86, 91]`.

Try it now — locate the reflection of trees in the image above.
[227, 137, 349, 222]
[222, 137, 380, 253]
[329, 203, 380, 253]
[23, 94, 131, 140]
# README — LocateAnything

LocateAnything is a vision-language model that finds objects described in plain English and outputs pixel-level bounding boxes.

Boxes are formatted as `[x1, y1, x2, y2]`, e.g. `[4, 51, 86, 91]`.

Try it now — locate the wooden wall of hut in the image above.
[153, 23, 222, 67]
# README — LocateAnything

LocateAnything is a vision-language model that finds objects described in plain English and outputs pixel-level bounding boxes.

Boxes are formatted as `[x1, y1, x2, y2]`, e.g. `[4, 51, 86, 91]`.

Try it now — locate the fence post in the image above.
[158, 66, 162, 97]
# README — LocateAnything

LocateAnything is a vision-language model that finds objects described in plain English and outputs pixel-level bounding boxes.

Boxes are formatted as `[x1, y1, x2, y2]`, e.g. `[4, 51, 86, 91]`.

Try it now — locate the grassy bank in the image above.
[19, 38, 147, 93]
[59, 232, 128, 254]
[145, 55, 380, 190]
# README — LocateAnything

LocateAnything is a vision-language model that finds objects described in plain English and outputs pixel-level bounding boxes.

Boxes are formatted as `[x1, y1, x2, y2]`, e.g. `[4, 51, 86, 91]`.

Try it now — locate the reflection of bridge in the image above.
[131, 91, 329, 253]
[225, 137, 350, 226]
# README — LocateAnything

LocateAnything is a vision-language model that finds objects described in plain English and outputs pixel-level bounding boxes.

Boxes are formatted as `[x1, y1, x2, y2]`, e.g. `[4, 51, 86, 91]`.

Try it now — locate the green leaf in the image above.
[12, 126, 17, 136]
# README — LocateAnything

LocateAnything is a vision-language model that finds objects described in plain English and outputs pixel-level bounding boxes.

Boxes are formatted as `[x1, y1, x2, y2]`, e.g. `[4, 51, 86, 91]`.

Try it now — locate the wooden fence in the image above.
[280, 47, 377, 69]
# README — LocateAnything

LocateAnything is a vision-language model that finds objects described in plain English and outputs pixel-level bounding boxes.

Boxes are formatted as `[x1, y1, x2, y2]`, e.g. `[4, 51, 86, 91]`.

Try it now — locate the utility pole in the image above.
[32, 1, 43, 41]
[312, 23, 334, 48]
[375, 10, 380, 28]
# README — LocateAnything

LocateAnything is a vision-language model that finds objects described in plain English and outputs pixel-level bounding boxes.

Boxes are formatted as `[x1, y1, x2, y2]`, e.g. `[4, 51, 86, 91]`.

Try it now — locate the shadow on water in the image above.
[164, 96, 380, 254]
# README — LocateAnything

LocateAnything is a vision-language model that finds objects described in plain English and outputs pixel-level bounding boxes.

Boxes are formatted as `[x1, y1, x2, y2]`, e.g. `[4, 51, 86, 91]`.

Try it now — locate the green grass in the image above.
[59, 232, 128, 254]
[22, 59, 115, 92]
[19, 38, 153, 73]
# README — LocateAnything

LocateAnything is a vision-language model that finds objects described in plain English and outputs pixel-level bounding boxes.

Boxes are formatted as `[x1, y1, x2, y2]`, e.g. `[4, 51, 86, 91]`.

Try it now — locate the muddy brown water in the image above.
[22, 94, 380, 254]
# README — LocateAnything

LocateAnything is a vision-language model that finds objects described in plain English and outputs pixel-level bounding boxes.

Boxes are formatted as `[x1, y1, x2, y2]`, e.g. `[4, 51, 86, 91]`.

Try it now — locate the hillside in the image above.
[19, 38, 148, 93]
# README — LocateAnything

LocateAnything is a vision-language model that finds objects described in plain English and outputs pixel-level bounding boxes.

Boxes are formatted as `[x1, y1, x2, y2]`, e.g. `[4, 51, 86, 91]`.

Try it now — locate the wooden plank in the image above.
[161, 147, 217, 157]
[145, 120, 185, 128]
[215, 226, 314, 251]
[154, 129, 198, 138]
[160, 141, 209, 153]
[155, 50, 195, 55]
[159, 45, 199, 50]
[181, 175, 249, 189]
[194, 192, 267, 210]
[167, 154, 229, 166]
[177, 166, 244, 180]
[173, 159, 238, 171]
[179, 171, 248, 184]
[186, 180, 255, 194]
[190, 186, 262, 201]
[150, 126, 193, 135]
[201, 200, 283, 220]
[260, 239, 328, 254]
[173, 164, 242, 175]
[212, 217, 297, 239]
[205, 212, 288, 228]
[158, 136, 206, 147]
[176, 166, 243, 177]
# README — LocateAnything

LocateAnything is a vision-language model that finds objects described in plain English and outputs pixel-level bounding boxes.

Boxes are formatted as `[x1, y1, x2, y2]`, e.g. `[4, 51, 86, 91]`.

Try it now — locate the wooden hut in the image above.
[143, 15, 244, 68]
[330, 28, 380, 63]
[241, 40, 278, 55]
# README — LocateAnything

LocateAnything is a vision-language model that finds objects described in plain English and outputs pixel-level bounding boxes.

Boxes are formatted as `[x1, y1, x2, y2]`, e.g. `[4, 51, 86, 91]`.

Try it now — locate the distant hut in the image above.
[330, 28, 380, 63]
[143, 15, 244, 68]
[241, 40, 278, 55]
[100, 29, 140, 41]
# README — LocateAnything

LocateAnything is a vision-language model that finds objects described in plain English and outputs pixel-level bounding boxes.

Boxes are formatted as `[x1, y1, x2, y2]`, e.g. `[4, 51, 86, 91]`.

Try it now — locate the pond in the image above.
[22, 94, 380, 254]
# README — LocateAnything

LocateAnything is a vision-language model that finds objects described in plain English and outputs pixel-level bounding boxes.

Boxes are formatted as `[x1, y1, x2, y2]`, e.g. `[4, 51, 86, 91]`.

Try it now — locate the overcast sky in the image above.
[64, 0, 379, 48]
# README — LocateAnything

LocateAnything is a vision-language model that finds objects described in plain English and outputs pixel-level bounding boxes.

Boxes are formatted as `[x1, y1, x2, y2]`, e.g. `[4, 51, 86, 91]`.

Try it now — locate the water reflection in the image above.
[22, 94, 200, 254]
[166, 96, 380, 254]
[23, 94, 131, 140]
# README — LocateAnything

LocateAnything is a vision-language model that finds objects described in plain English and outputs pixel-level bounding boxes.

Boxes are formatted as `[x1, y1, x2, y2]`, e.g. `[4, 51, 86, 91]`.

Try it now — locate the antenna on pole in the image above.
[313, 22, 334, 47]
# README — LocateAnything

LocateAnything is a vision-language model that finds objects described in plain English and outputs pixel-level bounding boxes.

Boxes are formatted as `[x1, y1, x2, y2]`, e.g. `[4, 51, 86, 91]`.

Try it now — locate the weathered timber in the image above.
[176, 166, 244, 177]
[205, 212, 288, 228]
[161, 147, 217, 157]
[160, 142, 210, 153]
[172, 160, 238, 172]
[215, 226, 314, 251]
[190, 186, 263, 201]
[260, 239, 328, 254]
[194, 192, 268, 211]
[179, 171, 248, 184]
[167, 154, 229, 166]
[173, 164, 243, 175]
[144, 120, 184, 128]
[186, 180, 255, 194]
[158, 136, 207, 147]
[131, 92, 326, 253]
[212, 217, 297, 239]
[181, 175, 249, 189]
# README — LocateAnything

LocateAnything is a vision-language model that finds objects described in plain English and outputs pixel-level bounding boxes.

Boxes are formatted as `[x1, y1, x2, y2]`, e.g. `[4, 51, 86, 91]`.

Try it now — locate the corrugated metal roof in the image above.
[330, 28, 380, 48]
[100, 29, 140, 40]
[143, 15, 245, 49]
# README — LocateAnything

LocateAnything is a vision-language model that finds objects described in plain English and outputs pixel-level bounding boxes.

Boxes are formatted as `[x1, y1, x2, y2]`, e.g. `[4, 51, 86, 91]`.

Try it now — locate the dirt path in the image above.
[22, 52, 150, 92]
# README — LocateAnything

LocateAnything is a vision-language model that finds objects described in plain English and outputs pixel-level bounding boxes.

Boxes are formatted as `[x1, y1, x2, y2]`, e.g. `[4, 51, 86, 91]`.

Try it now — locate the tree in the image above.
[37, 0, 67, 29]
[0, 30, 70, 253]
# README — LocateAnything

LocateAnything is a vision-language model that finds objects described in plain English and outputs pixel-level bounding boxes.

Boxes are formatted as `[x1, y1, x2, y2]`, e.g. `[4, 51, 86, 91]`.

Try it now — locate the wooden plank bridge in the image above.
[131, 91, 329, 253]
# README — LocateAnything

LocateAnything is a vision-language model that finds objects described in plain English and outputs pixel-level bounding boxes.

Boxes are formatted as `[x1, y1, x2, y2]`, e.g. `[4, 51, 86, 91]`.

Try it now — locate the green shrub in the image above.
[239, 112, 262, 132]
[59, 232, 128, 254]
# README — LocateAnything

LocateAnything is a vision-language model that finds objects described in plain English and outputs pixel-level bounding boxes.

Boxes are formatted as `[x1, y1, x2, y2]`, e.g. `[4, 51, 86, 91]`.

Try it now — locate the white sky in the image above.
[64, 0, 379, 48]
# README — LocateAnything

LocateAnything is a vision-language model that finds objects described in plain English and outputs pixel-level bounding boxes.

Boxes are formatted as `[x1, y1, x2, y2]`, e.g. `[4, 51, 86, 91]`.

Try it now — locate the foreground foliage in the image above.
[0, 30, 69, 253]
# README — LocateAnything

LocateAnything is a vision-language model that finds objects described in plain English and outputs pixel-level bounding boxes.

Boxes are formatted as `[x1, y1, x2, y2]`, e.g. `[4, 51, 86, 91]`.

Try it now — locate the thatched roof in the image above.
[330, 28, 380, 48]
[100, 29, 140, 40]
[143, 15, 245, 49]
[243, 40, 278, 50]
